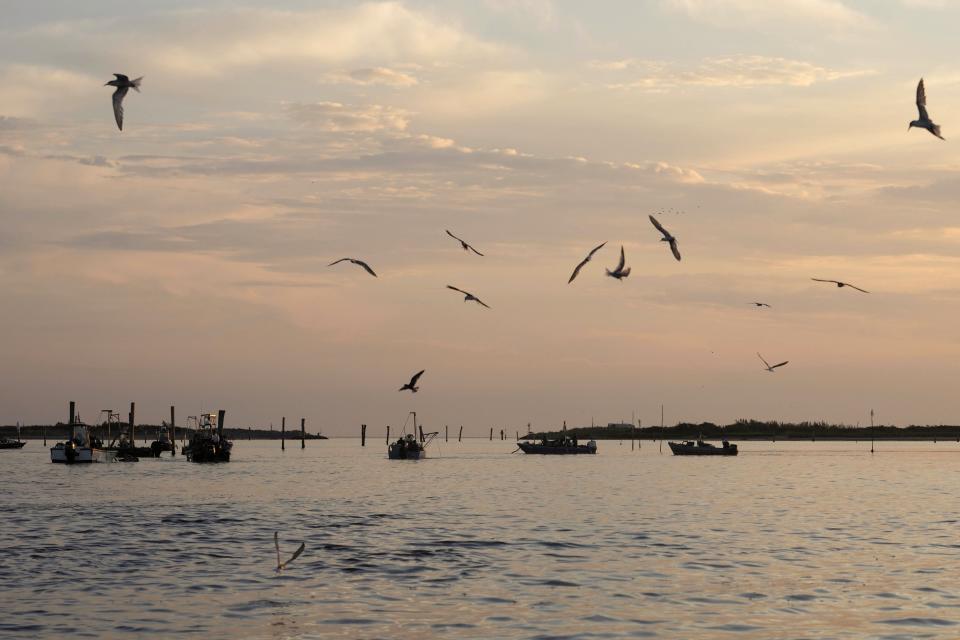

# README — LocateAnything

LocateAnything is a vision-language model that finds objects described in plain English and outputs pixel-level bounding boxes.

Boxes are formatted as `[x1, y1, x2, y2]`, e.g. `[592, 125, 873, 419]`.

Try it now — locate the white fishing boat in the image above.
[388, 412, 438, 460]
[50, 402, 117, 464]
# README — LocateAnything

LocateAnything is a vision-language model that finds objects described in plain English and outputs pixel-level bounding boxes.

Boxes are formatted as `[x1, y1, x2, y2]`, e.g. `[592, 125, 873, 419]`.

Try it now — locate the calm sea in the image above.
[1, 438, 959, 639]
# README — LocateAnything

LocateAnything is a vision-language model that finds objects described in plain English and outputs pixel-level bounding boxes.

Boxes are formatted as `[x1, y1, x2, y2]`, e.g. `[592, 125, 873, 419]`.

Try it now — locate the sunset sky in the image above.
[3, 1, 960, 433]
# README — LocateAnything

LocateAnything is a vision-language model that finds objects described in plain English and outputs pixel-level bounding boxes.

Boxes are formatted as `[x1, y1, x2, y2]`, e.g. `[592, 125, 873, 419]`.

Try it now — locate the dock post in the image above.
[281, 417, 285, 451]
[458, 425, 463, 442]
[69, 401, 76, 443]
[500, 429, 504, 441]
[516, 431, 519, 441]
[217, 410, 225, 441]
[419, 424, 425, 443]
[489, 427, 493, 441]
[171, 406, 176, 456]
[386, 425, 390, 444]
[43, 423, 46, 446]
[445, 425, 448, 442]
[249, 427, 252, 441]
[301, 418, 305, 449]
[129, 402, 136, 444]
[361, 424, 366, 446]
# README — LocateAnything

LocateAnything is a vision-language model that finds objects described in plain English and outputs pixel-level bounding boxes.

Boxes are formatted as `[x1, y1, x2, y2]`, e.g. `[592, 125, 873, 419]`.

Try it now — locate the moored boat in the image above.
[668, 439, 738, 456]
[387, 412, 437, 459]
[0, 437, 26, 449]
[518, 436, 597, 455]
[50, 402, 117, 464]
[184, 410, 232, 463]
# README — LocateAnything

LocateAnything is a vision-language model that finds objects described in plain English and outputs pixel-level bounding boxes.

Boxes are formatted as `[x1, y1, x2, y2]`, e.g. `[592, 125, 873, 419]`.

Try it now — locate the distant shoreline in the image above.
[0, 425, 327, 441]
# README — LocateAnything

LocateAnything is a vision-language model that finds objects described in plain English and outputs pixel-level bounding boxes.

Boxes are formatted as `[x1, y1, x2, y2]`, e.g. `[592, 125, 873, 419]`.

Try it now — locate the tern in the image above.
[909, 78, 944, 140]
[399, 369, 425, 393]
[328, 258, 377, 277]
[568, 241, 607, 283]
[104, 74, 142, 131]
[274, 532, 305, 572]
[446, 285, 490, 308]
[445, 230, 484, 256]
[811, 278, 869, 293]
[750, 302, 771, 308]
[757, 353, 789, 373]
[606, 246, 631, 280]
[649, 215, 681, 261]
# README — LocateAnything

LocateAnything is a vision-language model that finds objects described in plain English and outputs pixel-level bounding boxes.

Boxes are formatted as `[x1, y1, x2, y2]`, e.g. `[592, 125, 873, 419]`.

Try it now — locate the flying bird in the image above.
[606, 246, 631, 280]
[811, 278, 869, 293]
[328, 258, 377, 277]
[568, 241, 607, 283]
[750, 302, 771, 308]
[104, 73, 142, 131]
[909, 78, 944, 140]
[649, 215, 681, 261]
[446, 285, 490, 308]
[445, 230, 484, 256]
[274, 532, 305, 573]
[757, 353, 789, 373]
[399, 369, 425, 393]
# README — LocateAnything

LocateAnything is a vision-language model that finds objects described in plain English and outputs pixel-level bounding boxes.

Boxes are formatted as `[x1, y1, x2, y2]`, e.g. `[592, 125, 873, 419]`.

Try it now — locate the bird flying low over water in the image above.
[750, 302, 771, 308]
[445, 230, 484, 256]
[757, 353, 789, 372]
[446, 285, 490, 308]
[811, 278, 869, 293]
[649, 215, 681, 261]
[399, 369, 425, 393]
[105, 74, 142, 131]
[274, 532, 305, 573]
[909, 78, 944, 140]
[328, 258, 377, 277]
[568, 241, 607, 283]
[606, 246, 631, 280]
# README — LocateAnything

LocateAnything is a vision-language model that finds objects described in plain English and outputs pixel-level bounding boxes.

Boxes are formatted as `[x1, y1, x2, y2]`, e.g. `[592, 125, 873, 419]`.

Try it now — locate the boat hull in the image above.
[518, 442, 597, 455]
[388, 445, 425, 459]
[0, 441, 26, 449]
[50, 446, 117, 463]
[668, 441, 738, 456]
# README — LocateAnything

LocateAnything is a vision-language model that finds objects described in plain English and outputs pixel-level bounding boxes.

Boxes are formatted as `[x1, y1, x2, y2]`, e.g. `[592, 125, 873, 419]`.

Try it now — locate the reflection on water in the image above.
[2, 439, 960, 638]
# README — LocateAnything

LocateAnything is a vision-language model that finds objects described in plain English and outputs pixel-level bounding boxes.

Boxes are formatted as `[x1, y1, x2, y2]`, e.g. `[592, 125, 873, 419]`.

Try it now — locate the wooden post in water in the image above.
[281, 417, 285, 451]
[301, 418, 305, 449]
[458, 425, 463, 442]
[69, 401, 76, 443]
[419, 424, 425, 443]
[386, 425, 390, 444]
[500, 429, 504, 441]
[445, 425, 448, 442]
[43, 423, 46, 446]
[489, 427, 493, 441]
[217, 410, 225, 444]
[129, 402, 136, 444]
[248, 427, 252, 441]
[516, 431, 519, 441]
[170, 406, 177, 456]
[361, 424, 366, 446]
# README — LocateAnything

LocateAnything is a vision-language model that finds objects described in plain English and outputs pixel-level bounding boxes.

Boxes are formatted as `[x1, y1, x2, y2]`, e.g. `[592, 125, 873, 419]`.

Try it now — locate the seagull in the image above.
[757, 353, 789, 373]
[104, 74, 142, 131]
[399, 369, 425, 393]
[445, 230, 484, 256]
[811, 278, 869, 293]
[274, 532, 305, 573]
[750, 302, 771, 308]
[446, 285, 490, 308]
[649, 215, 681, 261]
[568, 241, 607, 284]
[606, 246, 631, 280]
[909, 78, 944, 140]
[328, 258, 377, 277]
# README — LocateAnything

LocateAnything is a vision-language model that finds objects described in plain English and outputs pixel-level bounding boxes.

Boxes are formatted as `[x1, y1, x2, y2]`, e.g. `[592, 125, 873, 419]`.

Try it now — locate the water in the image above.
[2, 438, 960, 639]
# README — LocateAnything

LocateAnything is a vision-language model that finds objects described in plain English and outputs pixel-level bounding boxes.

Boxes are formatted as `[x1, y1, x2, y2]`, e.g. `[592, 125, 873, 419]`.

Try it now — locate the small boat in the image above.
[184, 411, 232, 463]
[0, 423, 26, 449]
[51, 402, 117, 464]
[101, 409, 154, 458]
[518, 437, 597, 455]
[388, 412, 438, 459]
[668, 439, 738, 456]
[150, 423, 175, 457]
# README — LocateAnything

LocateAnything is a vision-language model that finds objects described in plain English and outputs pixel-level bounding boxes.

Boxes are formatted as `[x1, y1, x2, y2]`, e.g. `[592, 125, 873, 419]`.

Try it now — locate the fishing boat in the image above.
[101, 409, 154, 458]
[50, 402, 117, 464]
[518, 436, 597, 455]
[150, 423, 175, 457]
[0, 423, 26, 449]
[668, 439, 738, 456]
[184, 410, 232, 463]
[388, 412, 438, 459]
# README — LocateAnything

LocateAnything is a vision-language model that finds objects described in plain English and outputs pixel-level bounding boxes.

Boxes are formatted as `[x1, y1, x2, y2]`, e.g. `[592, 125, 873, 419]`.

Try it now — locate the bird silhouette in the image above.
[606, 246, 631, 280]
[399, 370, 425, 393]
[649, 215, 681, 261]
[909, 78, 944, 140]
[445, 230, 484, 256]
[105, 74, 142, 131]
[757, 353, 789, 372]
[274, 532, 305, 572]
[811, 278, 869, 293]
[568, 242, 607, 283]
[750, 302, 771, 308]
[446, 285, 490, 308]
[328, 258, 377, 277]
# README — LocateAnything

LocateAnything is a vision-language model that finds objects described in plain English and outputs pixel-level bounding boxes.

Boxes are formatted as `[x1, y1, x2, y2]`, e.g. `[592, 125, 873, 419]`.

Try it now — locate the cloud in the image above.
[661, 0, 873, 30]
[324, 67, 419, 87]
[0, 64, 98, 116]
[284, 101, 411, 133]
[596, 55, 874, 90]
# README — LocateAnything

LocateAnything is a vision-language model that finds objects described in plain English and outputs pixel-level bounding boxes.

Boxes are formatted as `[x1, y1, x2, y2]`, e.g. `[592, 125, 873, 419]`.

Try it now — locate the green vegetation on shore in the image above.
[523, 419, 960, 441]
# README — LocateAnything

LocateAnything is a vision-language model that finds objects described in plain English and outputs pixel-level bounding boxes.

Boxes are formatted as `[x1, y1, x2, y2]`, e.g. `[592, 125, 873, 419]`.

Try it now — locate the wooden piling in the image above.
[445, 425, 448, 442]
[248, 427, 252, 441]
[217, 409, 225, 441]
[386, 425, 390, 444]
[500, 429, 504, 441]
[516, 431, 519, 441]
[458, 425, 463, 442]
[361, 424, 367, 446]
[129, 402, 136, 444]
[489, 427, 493, 441]
[170, 406, 177, 456]
[69, 401, 76, 443]
[43, 423, 46, 446]
[419, 424, 425, 443]
[281, 417, 286, 450]
[301, 418, 305, 449]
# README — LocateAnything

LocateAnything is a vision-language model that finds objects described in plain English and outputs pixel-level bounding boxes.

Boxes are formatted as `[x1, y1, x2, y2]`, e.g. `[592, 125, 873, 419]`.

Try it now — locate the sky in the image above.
[3, 0, 960, 433]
